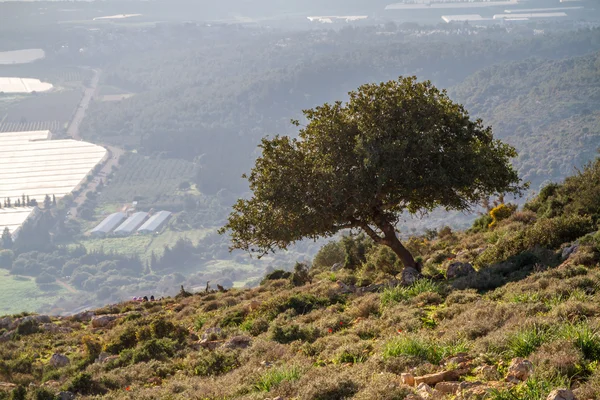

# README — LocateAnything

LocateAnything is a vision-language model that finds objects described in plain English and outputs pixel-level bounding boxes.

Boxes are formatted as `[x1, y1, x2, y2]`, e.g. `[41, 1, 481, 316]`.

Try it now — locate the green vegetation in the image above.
[0, 270, 71, 315]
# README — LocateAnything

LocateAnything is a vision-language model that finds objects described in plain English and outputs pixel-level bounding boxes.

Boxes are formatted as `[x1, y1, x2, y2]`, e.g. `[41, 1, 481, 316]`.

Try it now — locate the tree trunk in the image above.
[378, 220, 419, 272]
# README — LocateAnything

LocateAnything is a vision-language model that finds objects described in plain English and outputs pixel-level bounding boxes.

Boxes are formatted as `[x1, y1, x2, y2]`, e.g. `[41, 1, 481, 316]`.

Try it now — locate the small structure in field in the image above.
[90, 212, 126, 237]
[113, 212, 148, 236]
[137, 211, 171, 234]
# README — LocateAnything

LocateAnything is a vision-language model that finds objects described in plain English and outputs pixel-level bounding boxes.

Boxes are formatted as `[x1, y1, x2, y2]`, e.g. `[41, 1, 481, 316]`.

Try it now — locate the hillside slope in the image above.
[1, 161, 600, 399]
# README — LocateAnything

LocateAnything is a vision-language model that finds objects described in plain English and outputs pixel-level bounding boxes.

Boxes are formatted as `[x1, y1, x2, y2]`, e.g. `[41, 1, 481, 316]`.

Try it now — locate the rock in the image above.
[416, 383, 434, 398]
[0, 317, 13, 330]
[0, 382, 16, 389]
[248, 300, 261, 311]
[505, 358, 533, 383]
[331, 262, 343, 271]
[415, 368, 469, 386]
[401, 267, 421, 286]
[475, 365, 501, 381]
[562, 245, 579, 260]
[0, 330, 13, 343]
[336, 280, 356, 294]
[401, 372, 415, 386]
[546, 389, 575, 400]
[446, 262, 476, 279]
[223, 335, 252, 349]
[261, 361, 274, 368]
[147, 376, 162, 386]
[49, 353, 70, 368]
[72, 310, 95, 322]
[201, 327, 222, 341]
[91, 315, 117, 328]
[405, 395, 424, 400]
[199, 340, 224, 350]
[95, 352, 110, 363]
[18, 315, 51, 325]
[58, 391, 75, 400]
[442, 352, 472, 367]
[435, 381, 461, 394]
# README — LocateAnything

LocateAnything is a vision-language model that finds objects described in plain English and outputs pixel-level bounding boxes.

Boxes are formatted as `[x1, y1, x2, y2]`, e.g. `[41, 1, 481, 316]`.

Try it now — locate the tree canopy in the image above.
[222, 77, 523, 270]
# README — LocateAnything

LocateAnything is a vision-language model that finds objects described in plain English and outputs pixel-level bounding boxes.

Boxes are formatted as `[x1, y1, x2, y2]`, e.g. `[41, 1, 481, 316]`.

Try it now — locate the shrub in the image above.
[9, 386, 26, 400]
[489, 204, 517, 229]
[270, 324, 318, 344]
[561, 323, 600, 361]
[470, 214, 493, 233]
[301, 377, 359, 400]
[82, 336, 102, 363]
[253, 365, 301, 392]
[15, 320, 38, 336]
[104, 326, 138, 354]
[363, 245, 402, 275]
[262, 270, 292, 284]
[291, 262, 311, 286]
[220, 308, 247, 327]
[193, 350, 239, 377]
[132, 338, 177, 363]
[67, 372, 95, 395]
[33, 388, 57, 400]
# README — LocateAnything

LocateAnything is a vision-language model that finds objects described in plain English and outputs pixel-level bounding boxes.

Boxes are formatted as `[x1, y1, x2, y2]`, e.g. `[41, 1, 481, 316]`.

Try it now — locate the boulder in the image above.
[401, 267, 421, 286]
[435, 381, 461, 394]
[58, 392, 75, 400]
[199, 340, 224, 350]
[0, 317, 13, 330]
[331, 262, 343, 271]
[0, 382, 16, 389]
[49, 353, 70, 368]
[442, 352, 471, 367]
[0, 330, 13, 343]
[562, 245, 579, 260]
[91, 315, 117, 328]
[401, 372, 415, 386]
[223, 335, 252, 349]
[546, 389, 575, 400]
[72, 311, 95, 322]
[416, 383, 434, 398]
[505, 358, 533, 383]
[446, 262, 476, 279]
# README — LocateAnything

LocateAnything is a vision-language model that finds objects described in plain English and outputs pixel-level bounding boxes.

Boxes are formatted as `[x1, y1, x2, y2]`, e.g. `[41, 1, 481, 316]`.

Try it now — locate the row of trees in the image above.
[1, 194, 56, 209]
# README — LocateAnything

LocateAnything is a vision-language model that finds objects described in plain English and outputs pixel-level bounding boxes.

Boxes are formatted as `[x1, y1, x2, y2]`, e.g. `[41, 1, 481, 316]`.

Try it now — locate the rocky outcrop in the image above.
[414, 368, 469, 386]
[91, 315, 118, 328]
[49, 353, 70, 368]
[401, 267, 421, 286]
[223, 335, 252, 349]
[546, 389, 575, 400]
[505, 358, 533, 383]
[401, 373, 415, 386]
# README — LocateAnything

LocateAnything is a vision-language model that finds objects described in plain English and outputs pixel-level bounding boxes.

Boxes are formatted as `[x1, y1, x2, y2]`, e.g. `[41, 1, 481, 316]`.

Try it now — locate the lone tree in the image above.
[221, 77, 523, 271]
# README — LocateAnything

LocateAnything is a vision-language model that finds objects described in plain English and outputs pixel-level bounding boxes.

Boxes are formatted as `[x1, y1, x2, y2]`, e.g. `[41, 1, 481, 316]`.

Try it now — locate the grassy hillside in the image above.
[1, 161, 600, 400]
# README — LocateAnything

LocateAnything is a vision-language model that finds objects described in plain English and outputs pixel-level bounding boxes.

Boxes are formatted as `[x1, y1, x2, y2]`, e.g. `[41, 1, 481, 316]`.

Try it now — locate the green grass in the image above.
[79, 235, 153, 257]
[0, 270, 71, 315]
[382, 335, 468, 364]
[381, 279, 441, 306]
[252, 366, 301, 392]
[507, 324, 550, 358]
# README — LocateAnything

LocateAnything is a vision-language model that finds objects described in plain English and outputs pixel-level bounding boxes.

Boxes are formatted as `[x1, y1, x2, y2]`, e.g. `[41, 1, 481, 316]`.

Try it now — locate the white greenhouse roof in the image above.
[493, 12, 568, 19]
[0, 130, 107, 203]
[442, 14, 491, 22]
[0, 77, 53, 93]
[138, 211, 172, 232]
[114, 212, 148, 234]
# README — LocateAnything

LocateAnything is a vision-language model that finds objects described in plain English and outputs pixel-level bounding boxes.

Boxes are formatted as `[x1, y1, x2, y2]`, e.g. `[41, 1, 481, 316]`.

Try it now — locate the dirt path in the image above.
[55, 279, 78, 294]
[64, 69, 126, 218]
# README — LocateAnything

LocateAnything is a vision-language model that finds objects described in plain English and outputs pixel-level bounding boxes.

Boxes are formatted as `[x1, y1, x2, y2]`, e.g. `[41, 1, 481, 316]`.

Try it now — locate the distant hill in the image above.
[452, 51, 600, 191]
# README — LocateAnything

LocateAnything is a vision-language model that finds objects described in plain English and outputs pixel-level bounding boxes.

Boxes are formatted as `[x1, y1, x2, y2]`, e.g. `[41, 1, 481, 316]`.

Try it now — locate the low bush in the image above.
[193, 350, 239, 377]
[270, 324, 318, 344]
[382, 335, 468, 365]
[381, 280, 441, 307]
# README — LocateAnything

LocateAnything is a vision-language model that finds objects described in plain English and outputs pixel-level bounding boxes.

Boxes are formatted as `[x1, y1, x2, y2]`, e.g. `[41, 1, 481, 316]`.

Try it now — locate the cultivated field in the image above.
[0, 270, 71, 315]
[0, 120, 61, 133]
[0, 49, 45, 65]
[98, 154, 195, 206]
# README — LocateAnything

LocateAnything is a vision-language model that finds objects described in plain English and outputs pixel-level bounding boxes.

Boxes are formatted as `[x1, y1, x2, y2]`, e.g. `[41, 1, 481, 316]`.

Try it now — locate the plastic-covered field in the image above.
[0, 207, 35, 234]
[0, 77, 53, 93]
[0, 49, 45, 65]
[0, 130, 107, 205]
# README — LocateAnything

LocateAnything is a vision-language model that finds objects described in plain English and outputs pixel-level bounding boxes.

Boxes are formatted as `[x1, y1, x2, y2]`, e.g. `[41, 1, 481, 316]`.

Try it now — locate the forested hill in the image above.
[452, 51, 600, 191]
[80, 27, 600, 195]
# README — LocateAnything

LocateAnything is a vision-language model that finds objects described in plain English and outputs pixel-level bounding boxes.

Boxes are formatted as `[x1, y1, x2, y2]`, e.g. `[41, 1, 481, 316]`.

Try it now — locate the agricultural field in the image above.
[0, 64, 92, 85]
[77, 227, 214, 261]
[0, 270, 71, 315]
[0, 49, 45, 65]
[0, 89, 83, 133]
[98, 153, 195, 207]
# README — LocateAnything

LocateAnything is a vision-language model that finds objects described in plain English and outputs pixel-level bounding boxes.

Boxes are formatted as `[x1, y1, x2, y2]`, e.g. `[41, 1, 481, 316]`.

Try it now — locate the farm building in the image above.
[138, 211, 172, 234]
[113, 212, 148, 236]
[90, 212, 126, 237]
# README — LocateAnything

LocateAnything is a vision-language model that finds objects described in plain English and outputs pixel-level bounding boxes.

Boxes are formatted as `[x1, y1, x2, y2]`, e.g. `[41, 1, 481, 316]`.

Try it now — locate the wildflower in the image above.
[339, 321, 344, 326]
[328, 328, 333, 334]
[397, 329, 403, 333]
[125, 386, 131, 391]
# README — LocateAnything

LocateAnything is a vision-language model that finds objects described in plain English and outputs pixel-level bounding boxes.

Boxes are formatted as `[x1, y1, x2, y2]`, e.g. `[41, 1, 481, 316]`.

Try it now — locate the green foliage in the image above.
[15, 320, 38, 336]
[261, 270, 292, 284]
[312, 241, 345, 271]
[221, 76, 522, 263]
[562, 323, 600, 361]
[132, 338, 177, 364]
[488, 375, 570, 400]
[507, 325, 550, 358]
[381, 280, 442, 307]
[270, 324, 318, 344]
[489, 203, 517, 229]
[104, 326, 138, 354]
[67, 373, 95, 395]
[193, 350, 239, 377]
[363, 245, 402, 275]
[33, 387, 57, 400]
[252, 365, 301, 392]
[9, 386, 26, 400]
[290, 262, 311, 286]
[383, 335, 468, 365]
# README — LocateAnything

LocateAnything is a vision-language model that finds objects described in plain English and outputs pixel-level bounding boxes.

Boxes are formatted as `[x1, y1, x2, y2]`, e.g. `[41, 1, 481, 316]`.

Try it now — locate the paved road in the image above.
[67, 68, 100, 140]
